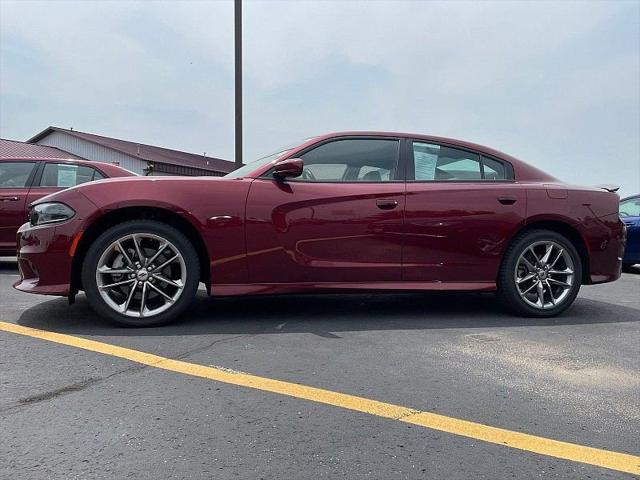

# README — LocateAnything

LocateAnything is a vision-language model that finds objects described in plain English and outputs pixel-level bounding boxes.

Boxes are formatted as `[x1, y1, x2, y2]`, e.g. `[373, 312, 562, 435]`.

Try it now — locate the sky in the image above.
[0, 0, 639, 196]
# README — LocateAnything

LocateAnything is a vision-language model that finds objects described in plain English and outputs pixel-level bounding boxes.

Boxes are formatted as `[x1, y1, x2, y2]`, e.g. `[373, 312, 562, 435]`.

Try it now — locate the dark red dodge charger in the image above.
[14, 132, 625, 326]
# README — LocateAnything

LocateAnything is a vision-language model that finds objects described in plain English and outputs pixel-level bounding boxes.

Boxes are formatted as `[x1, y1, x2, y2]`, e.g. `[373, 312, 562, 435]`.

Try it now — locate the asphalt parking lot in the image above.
[1, 257, 638, 479]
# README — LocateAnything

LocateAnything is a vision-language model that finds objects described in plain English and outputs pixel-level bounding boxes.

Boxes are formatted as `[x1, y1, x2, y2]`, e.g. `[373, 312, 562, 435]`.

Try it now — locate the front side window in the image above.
[357, 165, 392, 182]
[40, 163, 101, 187]
[0, 161, 36, 188]
[620, 197, 640, 217]
[300, 163, 348, 181]
[297, 139, 399, 182]
[412, 142, 510, 181]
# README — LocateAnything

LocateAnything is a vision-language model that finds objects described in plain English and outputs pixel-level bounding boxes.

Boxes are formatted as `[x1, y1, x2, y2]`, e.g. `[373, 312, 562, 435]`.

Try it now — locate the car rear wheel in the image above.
[82, 220, 200, 326]
[497, 229, 582, 317]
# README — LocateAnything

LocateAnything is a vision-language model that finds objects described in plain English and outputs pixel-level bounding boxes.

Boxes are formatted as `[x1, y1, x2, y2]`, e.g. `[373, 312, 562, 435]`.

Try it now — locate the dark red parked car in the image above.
[0, 158, 136, 256]
[14, 133, 624, 326]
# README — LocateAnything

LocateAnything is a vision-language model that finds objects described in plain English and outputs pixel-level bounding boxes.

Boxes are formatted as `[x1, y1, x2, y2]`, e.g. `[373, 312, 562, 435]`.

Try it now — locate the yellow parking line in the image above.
[1, 321, 638, 475]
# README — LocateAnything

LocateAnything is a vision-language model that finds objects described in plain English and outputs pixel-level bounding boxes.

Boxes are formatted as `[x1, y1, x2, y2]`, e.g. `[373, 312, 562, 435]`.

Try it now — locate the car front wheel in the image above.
[82, 220, 200, 326]
[497, 229, 582, 317]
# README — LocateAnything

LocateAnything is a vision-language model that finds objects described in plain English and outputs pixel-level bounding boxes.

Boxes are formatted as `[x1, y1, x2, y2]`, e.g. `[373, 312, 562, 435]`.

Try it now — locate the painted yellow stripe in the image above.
[1, 321, 638, 475]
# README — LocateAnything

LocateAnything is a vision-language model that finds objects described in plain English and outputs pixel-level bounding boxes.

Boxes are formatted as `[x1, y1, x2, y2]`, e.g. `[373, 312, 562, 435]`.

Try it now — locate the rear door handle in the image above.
[498, 196, 517, 205]
[0, 196, 20, 202]
[376, 199, 398, 210]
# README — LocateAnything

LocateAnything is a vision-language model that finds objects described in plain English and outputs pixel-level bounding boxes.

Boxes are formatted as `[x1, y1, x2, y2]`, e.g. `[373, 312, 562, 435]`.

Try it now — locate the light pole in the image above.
[234, 0, 243, 168]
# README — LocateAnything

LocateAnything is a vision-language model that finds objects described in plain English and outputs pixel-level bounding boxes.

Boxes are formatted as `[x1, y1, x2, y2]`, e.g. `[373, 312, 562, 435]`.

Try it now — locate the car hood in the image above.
[30, 175, 240, 207]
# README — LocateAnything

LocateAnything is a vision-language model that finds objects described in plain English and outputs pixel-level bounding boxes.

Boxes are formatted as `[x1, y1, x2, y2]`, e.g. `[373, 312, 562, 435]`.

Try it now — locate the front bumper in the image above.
[14, 220, 79, 296]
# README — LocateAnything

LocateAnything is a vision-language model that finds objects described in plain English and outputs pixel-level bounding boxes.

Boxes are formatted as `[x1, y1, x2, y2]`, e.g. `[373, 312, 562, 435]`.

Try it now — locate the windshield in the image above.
[224, 138, 315, 178]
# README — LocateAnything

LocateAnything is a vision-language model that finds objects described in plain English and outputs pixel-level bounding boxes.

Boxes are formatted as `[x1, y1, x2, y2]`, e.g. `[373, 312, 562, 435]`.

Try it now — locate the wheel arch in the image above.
[71, 206, 210, 293]
[504, 219, 590, 284]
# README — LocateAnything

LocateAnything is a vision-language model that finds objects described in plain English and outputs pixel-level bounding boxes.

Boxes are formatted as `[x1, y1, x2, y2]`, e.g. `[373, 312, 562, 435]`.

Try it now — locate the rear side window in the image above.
[0, 162, 36, 188]
[412, 142, 512, 181]
[40, 163, 102, 187]
[413, 143, 481, 180]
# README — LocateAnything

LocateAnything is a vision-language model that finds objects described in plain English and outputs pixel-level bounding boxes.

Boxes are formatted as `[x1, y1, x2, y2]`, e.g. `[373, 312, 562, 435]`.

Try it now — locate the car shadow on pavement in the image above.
[16, 289, 640, 337]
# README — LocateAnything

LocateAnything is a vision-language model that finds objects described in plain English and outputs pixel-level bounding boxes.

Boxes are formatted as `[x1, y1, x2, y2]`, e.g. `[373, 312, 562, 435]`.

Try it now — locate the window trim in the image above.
[31, 160, 109, 189]
[0, 160, 39, 189]
[260, 135, 405, 184]
[406, 139, 515, 183]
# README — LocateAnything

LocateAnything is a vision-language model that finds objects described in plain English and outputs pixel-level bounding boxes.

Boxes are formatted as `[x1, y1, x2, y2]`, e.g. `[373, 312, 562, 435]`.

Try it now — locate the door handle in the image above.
[0, 196, 20, 202]
[376, 199, 398, 210]
[497, 196, 517, 205]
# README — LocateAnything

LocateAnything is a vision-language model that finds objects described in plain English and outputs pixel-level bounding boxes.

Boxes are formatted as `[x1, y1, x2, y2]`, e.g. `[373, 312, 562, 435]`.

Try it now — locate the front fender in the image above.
[74, 176, 253, 285]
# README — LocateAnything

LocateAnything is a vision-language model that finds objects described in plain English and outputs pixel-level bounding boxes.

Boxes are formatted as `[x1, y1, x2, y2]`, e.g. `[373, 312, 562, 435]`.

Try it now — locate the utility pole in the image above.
[234, 0, 243, 168]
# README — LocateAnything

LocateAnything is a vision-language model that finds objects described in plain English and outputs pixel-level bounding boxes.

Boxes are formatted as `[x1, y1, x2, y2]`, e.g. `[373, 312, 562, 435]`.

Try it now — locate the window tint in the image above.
[40, 163, 100, 187]
[297, 139, 399, 182]
[620, 197, 640, 217]
[438, 158, 482, 180]
[300, 163, 347, 181]
[413, 142, 481, 180]
[357, 165, 392, 182]
[0, 162, 36, 188]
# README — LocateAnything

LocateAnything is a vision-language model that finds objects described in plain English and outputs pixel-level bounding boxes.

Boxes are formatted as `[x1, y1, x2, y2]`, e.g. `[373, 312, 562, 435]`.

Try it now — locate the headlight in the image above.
[30, 202, 76, 226]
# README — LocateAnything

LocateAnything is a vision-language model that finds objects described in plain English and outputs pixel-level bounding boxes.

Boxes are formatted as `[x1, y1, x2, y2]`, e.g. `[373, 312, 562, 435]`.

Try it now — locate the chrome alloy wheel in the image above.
[95, 233, 186, 318]
[514, 240, 575, 310]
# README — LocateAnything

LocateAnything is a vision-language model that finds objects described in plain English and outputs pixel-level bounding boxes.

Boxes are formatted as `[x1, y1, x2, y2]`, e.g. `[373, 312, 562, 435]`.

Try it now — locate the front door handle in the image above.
[0, 196, 20, 202]
[498, 196, 517, 205]
[376, 199, 398, 210]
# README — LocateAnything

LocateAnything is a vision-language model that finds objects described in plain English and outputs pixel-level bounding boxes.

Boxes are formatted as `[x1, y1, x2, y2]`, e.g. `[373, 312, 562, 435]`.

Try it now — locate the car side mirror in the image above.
[273, 158, 303, 179]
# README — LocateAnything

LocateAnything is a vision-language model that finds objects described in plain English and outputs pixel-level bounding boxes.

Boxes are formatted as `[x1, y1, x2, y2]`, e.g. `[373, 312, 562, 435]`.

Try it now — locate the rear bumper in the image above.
[13, 220, 78, 296]
[584, 217, 625, 284]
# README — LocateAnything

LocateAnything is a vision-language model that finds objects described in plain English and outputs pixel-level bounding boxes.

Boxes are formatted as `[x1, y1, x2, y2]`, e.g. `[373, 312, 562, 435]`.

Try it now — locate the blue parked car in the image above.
[620, 194, 640, 268]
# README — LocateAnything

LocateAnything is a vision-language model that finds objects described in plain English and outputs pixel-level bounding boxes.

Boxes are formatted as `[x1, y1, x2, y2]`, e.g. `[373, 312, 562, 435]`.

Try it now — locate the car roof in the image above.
[2, 156, 105, 165]
[0, 157, 137, 177]
[312, 131, 522, 163]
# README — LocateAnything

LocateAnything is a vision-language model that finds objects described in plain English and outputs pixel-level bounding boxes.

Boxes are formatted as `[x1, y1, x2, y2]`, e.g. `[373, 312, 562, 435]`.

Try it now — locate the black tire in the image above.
[497, 229, 582, 317]
[82, 220, 200, 327]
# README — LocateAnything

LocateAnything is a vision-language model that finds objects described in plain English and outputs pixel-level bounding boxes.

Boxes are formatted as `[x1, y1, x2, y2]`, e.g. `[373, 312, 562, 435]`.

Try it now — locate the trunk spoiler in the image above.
[596, 184, 620, 193]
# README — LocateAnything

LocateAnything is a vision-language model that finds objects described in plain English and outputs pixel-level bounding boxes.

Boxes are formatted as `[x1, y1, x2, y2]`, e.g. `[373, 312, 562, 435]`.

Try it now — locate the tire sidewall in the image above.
[498, 229, 582, 317]
[82, 220, 200, 327]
